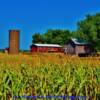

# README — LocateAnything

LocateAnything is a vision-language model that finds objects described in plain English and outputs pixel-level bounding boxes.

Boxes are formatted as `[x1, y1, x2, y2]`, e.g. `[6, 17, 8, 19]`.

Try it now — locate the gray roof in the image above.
[71, 38, 89, 45]
[33, 44, 62, 47]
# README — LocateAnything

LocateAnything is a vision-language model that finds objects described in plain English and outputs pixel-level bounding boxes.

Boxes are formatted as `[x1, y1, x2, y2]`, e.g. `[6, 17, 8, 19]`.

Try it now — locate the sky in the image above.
[0, 0, 100, 50]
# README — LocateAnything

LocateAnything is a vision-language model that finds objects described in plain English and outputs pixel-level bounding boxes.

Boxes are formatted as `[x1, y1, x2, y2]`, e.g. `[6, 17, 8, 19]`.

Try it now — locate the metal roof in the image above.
[33, 44, 62, 47]
[71, 38, 89, 45]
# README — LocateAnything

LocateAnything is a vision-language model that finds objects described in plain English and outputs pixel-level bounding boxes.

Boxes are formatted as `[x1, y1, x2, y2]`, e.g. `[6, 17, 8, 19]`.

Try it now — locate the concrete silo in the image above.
[9, 30, 20, 54]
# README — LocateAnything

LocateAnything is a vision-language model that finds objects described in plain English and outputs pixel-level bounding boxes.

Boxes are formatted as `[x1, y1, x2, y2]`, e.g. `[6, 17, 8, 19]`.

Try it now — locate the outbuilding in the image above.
[64, 38, 92, 55]
[30, 44, 63, 53]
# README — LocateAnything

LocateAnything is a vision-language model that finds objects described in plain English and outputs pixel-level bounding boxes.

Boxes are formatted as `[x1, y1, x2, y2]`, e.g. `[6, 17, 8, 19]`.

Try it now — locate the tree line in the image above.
[32, 13, 100, 51]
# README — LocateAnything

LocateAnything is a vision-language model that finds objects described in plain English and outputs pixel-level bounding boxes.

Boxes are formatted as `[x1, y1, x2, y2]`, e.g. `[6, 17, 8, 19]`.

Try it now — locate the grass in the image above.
[0, 53, 100, 100]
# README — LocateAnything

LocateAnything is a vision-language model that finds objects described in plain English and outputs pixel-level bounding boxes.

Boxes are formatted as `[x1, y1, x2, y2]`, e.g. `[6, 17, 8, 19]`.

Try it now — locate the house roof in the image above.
[31, 44, 62, 47]
[71, 38, 89, 45]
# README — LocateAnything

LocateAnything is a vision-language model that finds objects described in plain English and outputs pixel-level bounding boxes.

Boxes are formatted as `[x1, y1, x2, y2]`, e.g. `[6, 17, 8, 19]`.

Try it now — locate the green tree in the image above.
[32, 33, 45, 43]
[32, 29, 72, 45]
[44, 29, 71, 45]
[77, 13, 100, 51]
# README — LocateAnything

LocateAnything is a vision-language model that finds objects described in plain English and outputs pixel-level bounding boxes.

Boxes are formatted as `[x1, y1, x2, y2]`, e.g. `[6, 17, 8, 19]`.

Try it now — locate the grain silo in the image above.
[9, 30, 20, 54]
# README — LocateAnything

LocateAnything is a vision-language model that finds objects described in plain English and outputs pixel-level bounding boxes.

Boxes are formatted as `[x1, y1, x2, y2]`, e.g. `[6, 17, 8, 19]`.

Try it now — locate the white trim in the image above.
[33, 44, 62, 47]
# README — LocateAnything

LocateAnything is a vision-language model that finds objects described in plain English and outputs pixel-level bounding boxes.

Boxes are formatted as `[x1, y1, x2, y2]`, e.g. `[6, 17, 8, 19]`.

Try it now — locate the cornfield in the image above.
[0, 53, 100, 100]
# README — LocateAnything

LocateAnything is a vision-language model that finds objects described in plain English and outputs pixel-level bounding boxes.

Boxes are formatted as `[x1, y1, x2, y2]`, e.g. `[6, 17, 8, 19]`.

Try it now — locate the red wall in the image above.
[30, 46, 37, 52]
[30, 46, 63, 53]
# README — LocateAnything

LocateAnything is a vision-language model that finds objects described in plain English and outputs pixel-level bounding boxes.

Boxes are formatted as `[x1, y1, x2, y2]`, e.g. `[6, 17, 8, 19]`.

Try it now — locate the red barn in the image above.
[30, 44, 63, 53]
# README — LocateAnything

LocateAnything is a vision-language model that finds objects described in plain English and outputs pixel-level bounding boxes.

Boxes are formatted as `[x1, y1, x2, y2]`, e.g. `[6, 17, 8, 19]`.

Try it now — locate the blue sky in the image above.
[0, 0, 100, 50]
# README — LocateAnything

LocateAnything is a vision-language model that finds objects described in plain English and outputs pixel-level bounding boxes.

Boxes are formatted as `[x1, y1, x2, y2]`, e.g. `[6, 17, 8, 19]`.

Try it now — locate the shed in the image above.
[64, 38, 92, 55]
[30, 44, 63, 53]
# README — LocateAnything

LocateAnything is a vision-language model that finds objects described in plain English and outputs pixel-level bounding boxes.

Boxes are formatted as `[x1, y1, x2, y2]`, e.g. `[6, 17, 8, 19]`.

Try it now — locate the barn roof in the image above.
[71, 38, 89, 45]
[32, 44, 62, 47]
